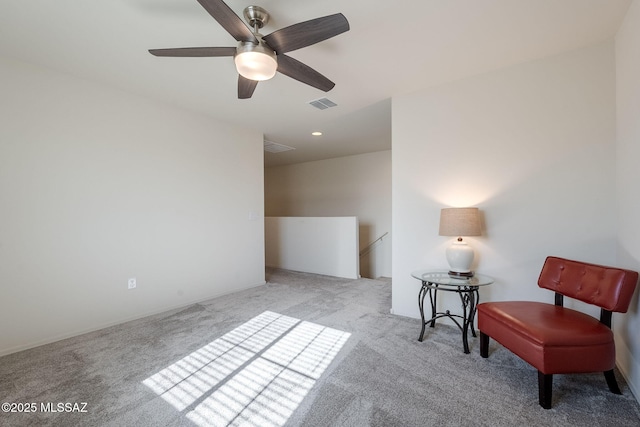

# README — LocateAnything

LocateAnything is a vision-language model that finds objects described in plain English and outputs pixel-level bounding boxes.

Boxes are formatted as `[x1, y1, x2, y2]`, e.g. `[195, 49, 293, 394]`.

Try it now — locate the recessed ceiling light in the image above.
[311, 131, 322, 136]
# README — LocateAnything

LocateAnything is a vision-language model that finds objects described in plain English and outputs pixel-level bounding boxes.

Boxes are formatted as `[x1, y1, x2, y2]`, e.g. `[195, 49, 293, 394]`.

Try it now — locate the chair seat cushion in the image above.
[478, 301, 615, 374]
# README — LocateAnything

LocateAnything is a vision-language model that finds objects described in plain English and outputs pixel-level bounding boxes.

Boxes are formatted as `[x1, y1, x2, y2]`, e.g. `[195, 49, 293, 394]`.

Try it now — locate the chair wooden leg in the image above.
[538, 371, 553, 409]
[480, 332, 489, 358]
[604, 370, 622, 394]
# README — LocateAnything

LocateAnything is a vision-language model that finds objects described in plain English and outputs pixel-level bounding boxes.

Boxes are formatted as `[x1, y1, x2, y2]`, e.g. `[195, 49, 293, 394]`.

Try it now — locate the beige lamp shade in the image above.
[439, 208, 481, 237]
[439, 207, 481, 276]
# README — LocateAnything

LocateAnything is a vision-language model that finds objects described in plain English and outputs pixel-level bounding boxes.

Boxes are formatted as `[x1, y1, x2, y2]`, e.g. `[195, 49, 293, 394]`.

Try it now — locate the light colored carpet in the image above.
[1, 268, 639, 426]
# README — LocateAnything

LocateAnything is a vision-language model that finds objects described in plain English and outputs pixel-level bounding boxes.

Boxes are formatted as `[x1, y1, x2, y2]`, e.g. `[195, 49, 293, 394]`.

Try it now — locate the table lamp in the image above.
[439, 207, 481, 277]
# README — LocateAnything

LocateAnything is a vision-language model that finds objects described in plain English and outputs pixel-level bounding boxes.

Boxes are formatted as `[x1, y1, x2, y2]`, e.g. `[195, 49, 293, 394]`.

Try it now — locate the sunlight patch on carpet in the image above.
[143, 311, 350, 426]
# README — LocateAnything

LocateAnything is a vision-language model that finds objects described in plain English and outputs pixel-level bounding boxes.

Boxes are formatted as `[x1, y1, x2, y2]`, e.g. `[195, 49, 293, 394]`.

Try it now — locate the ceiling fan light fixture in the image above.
[148, 0, 350, 99]
[234, 40, 277, 81]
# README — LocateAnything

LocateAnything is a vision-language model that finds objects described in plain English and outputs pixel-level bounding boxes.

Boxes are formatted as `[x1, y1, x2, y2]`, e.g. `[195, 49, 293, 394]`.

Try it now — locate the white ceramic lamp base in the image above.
[445, 240, 475, 277]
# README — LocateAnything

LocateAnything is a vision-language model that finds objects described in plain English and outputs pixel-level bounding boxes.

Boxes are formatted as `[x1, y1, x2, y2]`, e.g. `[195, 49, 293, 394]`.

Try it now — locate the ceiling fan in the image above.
[149, 0, 350, 99]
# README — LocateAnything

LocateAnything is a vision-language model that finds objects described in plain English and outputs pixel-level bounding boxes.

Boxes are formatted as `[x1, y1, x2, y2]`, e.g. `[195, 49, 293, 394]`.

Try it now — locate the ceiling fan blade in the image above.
[263, 13, 349, 54]
[277, 54, 335, 92]
[238, 75, 258, 99]
[149, 47, 236, 57]
[196, 0, 257, 43]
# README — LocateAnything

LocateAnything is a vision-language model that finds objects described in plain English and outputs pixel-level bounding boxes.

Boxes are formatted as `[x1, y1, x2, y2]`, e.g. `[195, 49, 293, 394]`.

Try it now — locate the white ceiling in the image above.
[0, 0, 631, 167]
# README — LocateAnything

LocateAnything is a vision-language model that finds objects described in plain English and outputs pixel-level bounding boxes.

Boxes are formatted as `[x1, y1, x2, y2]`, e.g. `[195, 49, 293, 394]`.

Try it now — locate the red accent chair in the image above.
[477, 256, 638, 409]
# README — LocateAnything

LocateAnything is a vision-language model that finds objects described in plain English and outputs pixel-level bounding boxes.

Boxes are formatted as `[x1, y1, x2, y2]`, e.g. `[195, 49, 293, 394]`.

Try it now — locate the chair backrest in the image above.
[538, 256, 638, 313]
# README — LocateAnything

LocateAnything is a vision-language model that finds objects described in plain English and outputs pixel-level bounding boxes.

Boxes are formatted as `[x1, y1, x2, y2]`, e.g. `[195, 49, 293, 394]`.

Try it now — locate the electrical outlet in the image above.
[128, 278, 137, 289]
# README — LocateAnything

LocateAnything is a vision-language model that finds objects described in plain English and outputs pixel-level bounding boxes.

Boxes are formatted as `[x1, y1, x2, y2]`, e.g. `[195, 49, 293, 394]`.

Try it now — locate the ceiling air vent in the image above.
[264, 140, 295, 153]
[309, 97, 337, 110]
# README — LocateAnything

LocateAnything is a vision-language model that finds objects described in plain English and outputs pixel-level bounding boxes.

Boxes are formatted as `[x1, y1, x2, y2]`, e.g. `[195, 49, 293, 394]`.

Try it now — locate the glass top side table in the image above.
[411, 270, 494, 354]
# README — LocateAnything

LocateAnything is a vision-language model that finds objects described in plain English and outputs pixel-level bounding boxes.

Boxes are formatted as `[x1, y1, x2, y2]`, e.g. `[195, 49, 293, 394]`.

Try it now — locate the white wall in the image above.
[265, 217, 360, 279]
[392, 42, 616, 320]
[0, 57, 265, 355]
[265, 150, 391, 279]
[615, 0, 640, 399]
